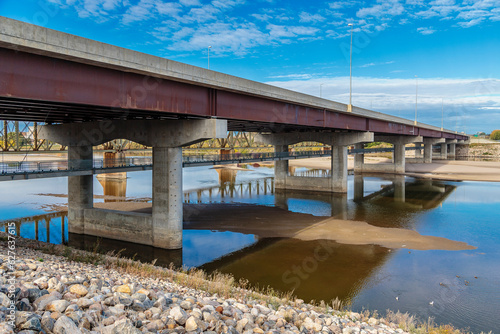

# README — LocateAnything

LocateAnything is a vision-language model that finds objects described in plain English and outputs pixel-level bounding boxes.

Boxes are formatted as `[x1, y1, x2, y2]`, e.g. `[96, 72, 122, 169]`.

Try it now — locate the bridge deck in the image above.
[0, 16, 467, 141]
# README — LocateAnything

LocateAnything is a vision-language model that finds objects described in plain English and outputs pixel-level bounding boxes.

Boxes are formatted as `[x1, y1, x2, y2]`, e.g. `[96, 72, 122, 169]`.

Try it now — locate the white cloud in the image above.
[299, 12, 326, 23]
[357, 0, 405, 18]
[179, 0, 201, 6]
[265, 76, 500, 132]
[457, 18, 484, 27]
[417, 26, 436, 34]
[122, 0, 155, 24]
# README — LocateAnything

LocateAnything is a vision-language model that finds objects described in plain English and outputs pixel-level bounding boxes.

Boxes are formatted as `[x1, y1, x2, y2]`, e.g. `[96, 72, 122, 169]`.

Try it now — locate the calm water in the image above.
[1, 164, 499, 333]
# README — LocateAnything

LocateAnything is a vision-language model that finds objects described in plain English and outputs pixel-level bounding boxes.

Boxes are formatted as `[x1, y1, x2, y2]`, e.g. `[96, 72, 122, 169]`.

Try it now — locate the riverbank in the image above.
[1, 233, 467, 334]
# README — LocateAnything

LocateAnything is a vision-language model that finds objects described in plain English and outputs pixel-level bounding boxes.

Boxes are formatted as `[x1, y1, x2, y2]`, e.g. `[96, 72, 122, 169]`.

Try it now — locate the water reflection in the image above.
[97, 173, 127, 202]
[1, 211, 68, 244]
[2, 166, 499, 333]
[200, 238, 391, 305]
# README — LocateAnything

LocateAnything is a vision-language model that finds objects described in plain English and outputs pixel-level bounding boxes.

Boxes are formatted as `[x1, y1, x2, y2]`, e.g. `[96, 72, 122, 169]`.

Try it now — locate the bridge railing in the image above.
[0, 147, 420, 176]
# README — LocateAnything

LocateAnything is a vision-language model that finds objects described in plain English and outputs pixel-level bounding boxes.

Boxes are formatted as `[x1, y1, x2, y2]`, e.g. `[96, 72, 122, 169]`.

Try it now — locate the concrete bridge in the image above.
[0, 16, 468, 249]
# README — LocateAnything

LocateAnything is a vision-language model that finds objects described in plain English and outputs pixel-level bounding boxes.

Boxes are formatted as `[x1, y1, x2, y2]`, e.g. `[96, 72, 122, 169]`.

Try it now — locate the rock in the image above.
[115, 285, 131, 294]
[216, 306, 223, 314]
[46, 300, 70, 313]
[16, 300, 31, 311]
[41, 317, 56, 333]
[110, 318, 141, 334]
[237, 318, 249, 332]
[76, 298, 93, 309]
[0, 292, 11, 307]
[113, 293, 132, 306]
[34, 292, 62, 311]
[185, 316, 198, 332]
[130, 300, 145, 312]
[27, 289, 41, 303]
[170, 306, 188, 325]
[69, 285, 88, 297]
[19, 317, 42, 331]
[180, 300, 193, 310]
[130, 292, 147, 302]
[234, 302, 249, 313]
[54, 315, 81, 334]
[368, 317, 379, 326]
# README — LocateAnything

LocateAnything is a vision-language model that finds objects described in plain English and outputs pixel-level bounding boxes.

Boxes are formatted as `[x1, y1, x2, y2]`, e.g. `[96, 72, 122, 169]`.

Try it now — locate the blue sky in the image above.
[1, 0, 499, 133]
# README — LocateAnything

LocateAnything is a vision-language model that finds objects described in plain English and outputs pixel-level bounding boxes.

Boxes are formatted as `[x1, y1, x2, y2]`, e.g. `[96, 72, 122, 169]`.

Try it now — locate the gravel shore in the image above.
[0, 234, 413, 334]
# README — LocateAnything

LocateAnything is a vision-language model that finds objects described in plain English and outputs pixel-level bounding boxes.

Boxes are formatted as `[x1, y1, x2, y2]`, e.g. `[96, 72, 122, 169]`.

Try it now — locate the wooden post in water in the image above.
[16, 223, 20, 237]
[35, 220, 39, 241]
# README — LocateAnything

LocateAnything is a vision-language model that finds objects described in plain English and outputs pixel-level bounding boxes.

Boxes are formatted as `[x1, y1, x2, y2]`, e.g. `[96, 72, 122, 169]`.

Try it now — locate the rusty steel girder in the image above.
[0, 48, 468, 140]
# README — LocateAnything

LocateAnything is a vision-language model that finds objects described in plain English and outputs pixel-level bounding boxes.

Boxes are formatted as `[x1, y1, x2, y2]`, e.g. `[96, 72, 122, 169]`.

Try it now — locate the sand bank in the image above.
[90, 202, 475, 251]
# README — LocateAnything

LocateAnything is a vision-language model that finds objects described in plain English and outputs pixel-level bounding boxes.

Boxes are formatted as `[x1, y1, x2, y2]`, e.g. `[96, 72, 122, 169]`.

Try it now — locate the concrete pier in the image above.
[152, 147, 183, 249]
[259, 131, 373, 193]
[40, 119, 227, 249]
[424, 138, 446, 163]
[67, 145, 93, 234]
[355, 136, 422, 174]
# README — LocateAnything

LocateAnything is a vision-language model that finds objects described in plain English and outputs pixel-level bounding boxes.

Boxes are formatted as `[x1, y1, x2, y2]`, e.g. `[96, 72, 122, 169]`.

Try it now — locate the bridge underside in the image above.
[0, 48, 466, 140]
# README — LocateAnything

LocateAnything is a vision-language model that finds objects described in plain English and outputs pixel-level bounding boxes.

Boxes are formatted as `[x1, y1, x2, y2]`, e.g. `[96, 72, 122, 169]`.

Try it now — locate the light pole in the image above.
[348, 23, 353, 112]
[414, 75, 418, 125]
[208, 46, 212, 69]
[320, 83, 324, 98]
[441, 98, 444, 131]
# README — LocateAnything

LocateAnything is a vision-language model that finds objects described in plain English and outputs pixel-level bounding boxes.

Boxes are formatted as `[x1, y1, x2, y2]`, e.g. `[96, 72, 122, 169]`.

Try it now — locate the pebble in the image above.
[0, 240, 412, 334]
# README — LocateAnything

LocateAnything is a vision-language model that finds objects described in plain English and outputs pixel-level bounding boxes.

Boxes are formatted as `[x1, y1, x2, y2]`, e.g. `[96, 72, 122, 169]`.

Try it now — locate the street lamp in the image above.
[441, 98, 444, 131]
[348, 23, 353, 112]
[208, 46, 212, 69]
[414, 75, 418, 125]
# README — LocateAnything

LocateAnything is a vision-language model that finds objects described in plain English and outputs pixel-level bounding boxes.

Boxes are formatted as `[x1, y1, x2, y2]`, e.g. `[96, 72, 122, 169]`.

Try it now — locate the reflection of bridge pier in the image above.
[184, 172, 274, 203]
[352, 175, 456, 226]
[2, 212, 67, 243]
[274, 189, 348, 219]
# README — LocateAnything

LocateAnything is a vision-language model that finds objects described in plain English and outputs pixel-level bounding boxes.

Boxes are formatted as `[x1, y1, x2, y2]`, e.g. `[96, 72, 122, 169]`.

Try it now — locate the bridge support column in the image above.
[356, 136, 422, 174]
[423, 138, 445, 163]
[259, 131, 373, 193]
[414, 143, 423, 161]
[439, 143, 448, 160]
[331, 144, 348, 192]
[393, 142, 406, 174]
[152, 147, 183, 249]
[354, 143, 365, 172]
[67, 145, 93, 234]
[446, 139, 457, 160]
[274, 145, 289, 189]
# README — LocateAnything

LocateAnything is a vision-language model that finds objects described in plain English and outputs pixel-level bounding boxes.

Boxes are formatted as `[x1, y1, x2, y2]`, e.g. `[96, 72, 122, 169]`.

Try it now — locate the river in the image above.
[0, 164, 499, 333]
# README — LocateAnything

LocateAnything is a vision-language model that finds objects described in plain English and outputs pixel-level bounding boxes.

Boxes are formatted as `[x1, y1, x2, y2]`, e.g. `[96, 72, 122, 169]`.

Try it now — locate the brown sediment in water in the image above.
[89, 202, 475, 251]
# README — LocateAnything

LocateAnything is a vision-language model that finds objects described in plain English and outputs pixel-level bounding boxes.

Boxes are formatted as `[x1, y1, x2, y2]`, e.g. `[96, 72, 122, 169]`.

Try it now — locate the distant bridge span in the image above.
[0, 16, 466, 141]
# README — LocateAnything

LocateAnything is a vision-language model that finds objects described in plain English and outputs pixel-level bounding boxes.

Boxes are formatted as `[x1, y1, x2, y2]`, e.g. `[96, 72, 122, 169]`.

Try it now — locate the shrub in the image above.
[490, 130, 500, 140]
